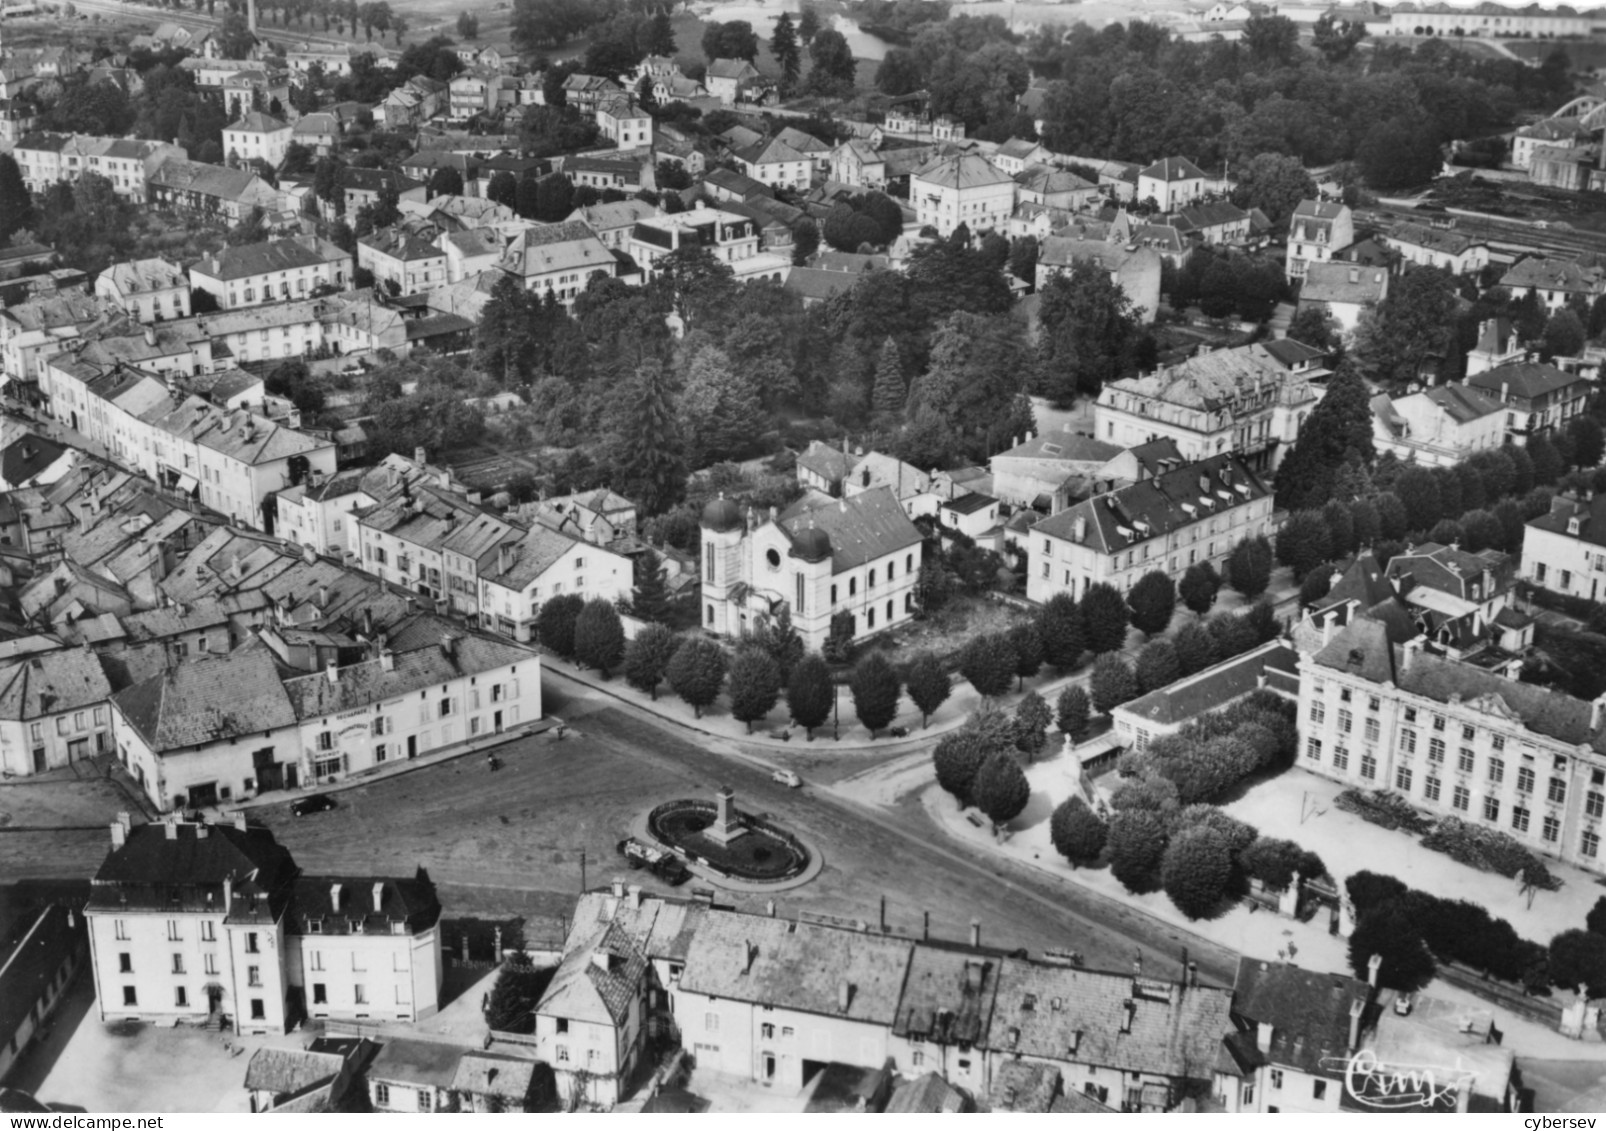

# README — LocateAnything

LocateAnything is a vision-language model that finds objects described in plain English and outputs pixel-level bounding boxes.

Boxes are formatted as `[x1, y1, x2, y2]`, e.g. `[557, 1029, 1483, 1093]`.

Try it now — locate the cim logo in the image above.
[1317, 1049, 1475, 1111]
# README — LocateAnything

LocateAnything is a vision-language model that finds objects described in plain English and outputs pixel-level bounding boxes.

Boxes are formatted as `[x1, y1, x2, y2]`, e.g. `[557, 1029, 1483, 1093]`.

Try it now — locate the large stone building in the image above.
[909, 153, 1015, 238]
[1464, 359, 1593, 445]
[699, 487, 923, 651]
[1025, 452, 1272, 604]
[1284, 200, 1353, 282]
[85, 816, 443, 1035]
[1523, 491, 1606, 603]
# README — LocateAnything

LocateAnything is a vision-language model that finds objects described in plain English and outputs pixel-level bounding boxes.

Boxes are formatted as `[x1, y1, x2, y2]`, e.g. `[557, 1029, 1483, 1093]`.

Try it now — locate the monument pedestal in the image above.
[705, 785, 747, 845]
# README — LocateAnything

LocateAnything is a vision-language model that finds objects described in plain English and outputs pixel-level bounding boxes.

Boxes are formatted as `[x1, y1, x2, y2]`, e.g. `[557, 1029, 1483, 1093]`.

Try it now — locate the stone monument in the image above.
[705, 785, 747, 845]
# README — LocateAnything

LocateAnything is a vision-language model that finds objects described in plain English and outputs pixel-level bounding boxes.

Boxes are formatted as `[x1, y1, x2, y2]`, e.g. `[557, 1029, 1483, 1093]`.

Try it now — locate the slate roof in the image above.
[112, 641, 296, 752]
[451, 1054, 537, 1100]
[1230, 957, 1370, 1078]
[1173, 200, 1249, 231]
[360, 227, 444, 262]
[912, 152, 1013, 190]
[1466, 360, 1588, 402]
[1422, 384, 1504, 423]
[994, 430, 1121, 464]
[1301, 261, 1387, 306]
[892, 947, 998, 1046]
[777, 486, 924, 573]
[369, 1038, 464, 1090]
[986, 1060, 1060, 1112]
[287, 874, 440, 934]
[1139, 156, 1205, 182]
[0, 905, 84, 1067]
[678, 908, 914, 1023]
[1033, 453, 1269, 558]
[708, 58, 761, 81]
[227, 111, 289, 134]
[1015, 165, 1095, 197]
[887, 1072, 967, 1113]
[983, 959, 1233, 1078]
[784, 267, 862, 302]
[1388, 222, 1484, 256]
[1, 433, 68, 485]
[193, 237, 346, 282]
[498, 221, 613, 278]
[704, 167, 770, 199]
[148, 158, 267, 202]
[100, 257, 186, 295]
[244, 1049, 346, 1096]
[1116, 642, 1298, 728]
[91, 818, 294, 890]
[1499, 255, 1604, 296]
[1038, 236, 1156, 275]
[1528, 492, 1606, 549]
[797, 439, 854, 483]
[568, 199, 657, 231]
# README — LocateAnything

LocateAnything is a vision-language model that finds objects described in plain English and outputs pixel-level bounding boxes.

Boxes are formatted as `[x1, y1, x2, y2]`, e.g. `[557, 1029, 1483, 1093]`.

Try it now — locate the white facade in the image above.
[477, 533, 633, 644]
[96, 259, 191, 324]
[224, 117, 293, 168]
[189, 237, 352, 310]
[910, 155, 1015, 238]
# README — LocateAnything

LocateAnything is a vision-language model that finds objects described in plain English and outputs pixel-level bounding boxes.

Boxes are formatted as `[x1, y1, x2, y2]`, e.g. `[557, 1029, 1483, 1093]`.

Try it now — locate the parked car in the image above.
[1393, 992, 1414, 1016]
[616, 837, 690, 886]
[291, 793, 337, 817]
[771, 768, 802, 788]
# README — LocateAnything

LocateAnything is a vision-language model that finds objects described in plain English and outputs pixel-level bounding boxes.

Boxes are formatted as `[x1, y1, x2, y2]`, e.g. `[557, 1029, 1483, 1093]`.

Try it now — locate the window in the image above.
[172, 953, 185, 974]
[1369, 696, 1380, 713]
[1432, 715, 1445, 732]
[205, 954, 218, 976]
[705, 1012, 719, 1031]
[374, 1084, 390, 1107]
[1309, 700, 1325, 725]
[310, 951, 324, 971]
[1340, 688, 1352, 703]
[246, 932, 259, 954]
[1364, 717, 1380, 744]
[1404, 707, 1417, 723]
[1493, 734, 1505, 751]
[1313, 1080, 1327, 1101]
[1338, 709, 1353, 735]
[1489, 758, 1505, 784]
[122, 986, 137, 1007]
[175, 986, 188, 1008]
[1584, 829, 1600, 858]
[556, 1046, 570, 1063]
[1587, 791, 1604, 819]
[1271, 1069, 1283, 1090]
[416, 1090, 431, 1113]
[1424, 776, 1441, 802]
[1334, 746, 1350, 771]
[248, 966, 261, 987]
[1400, 729, 1416, 754]
[1428, 738, 1445, 763]
[761, 1023, 774, 1039]
[1543, 814, 1561, 843]
[1458, 748, 1475, 773]
[1395, 767, 1413, 792]
[167, 919, 181, 941]
[119, 953, 132, 973]
[354, 985, 367, 1004]
[1361, 752, 1377, 780]
[439, 698, 454, 718]
[1517, 767, 1535, 794]
[115, 919, 129, 941]
[1453, 785, 1470, 811]
[1305, 738, 1322, 762]
[1513, 806, 1530, 833]
[1484, 796, 1501, 822]
[1549, 777, 1567, 804]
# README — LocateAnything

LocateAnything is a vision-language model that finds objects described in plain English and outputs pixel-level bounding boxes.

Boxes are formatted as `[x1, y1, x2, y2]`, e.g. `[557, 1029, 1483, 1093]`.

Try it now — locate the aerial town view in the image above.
[5, 0, 1606, 1115]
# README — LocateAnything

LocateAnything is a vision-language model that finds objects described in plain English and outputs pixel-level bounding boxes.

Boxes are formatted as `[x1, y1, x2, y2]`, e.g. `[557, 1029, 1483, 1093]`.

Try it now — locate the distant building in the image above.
[1036, 236, 1162, 324]
[1136, 157, 1206, 212]
[1499, 255, 1606, 312]
[497, 221, 617, 304]
[0, 903, 87, 1081]
[1285, 199, 1354, 282]
[1297, 262, 1388, 337]
[96, 258, 190, 324]
[909, 153, 1015, 238]
[1464, 359, 1592, 445]
[1369, 383, 1506, 468]
[189, 235, 351, 309]
[223, 111, 292, 168]
[1524, 491, 1606, 604]
[1112, 641, 1299, 753]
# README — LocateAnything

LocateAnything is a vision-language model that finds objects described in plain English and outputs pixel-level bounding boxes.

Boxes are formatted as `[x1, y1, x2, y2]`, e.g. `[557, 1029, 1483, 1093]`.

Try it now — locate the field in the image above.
[1504, 37, 1606, 71]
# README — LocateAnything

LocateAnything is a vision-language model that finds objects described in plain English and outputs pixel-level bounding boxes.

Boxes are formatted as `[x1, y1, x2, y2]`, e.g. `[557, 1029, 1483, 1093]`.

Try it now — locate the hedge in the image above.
[1334, 788, 1434, 834]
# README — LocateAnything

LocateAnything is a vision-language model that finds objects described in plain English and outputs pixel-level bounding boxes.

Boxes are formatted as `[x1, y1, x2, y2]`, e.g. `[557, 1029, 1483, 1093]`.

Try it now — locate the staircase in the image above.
[201, 1012, 228, 1033]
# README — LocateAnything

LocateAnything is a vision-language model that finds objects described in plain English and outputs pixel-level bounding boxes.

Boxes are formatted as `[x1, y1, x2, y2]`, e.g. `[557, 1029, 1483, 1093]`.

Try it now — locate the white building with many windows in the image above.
[96, 258, 191, 324]
[1025, 453, 1272, 604]
[476, 523, 633, 643]
[1297, 615, 1606, 876]
[189, 236, 352, 310]
[1285, 199, 1354, 282]
[0, 646, 115, 776]
[629, 205, 789, 284]
[909, 153, 1015, 238]
[1523, 491, 1606, 604]
[223, 112, 293, 168]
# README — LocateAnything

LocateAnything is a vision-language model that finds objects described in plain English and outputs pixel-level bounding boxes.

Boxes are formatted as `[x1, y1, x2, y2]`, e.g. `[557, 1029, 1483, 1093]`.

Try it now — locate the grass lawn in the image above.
[868, 596, 1031, 663]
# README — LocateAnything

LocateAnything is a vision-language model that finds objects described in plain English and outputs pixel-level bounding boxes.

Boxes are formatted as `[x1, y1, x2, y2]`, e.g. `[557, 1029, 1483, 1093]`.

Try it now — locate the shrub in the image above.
[1421, 815, 1564, 889]
[1109, 774, 1180, 814]
[1108, 809, 1169, 894]
[1333, 788, 1433, 834]
[1162, 825, 1234, 919]
[1050, 797, 1106, 865]
[933, 731, 986, 804]
[1346, 870, 1408, 914]
[1241, 837, 1313, 889]
[973, 750, 1031, 826]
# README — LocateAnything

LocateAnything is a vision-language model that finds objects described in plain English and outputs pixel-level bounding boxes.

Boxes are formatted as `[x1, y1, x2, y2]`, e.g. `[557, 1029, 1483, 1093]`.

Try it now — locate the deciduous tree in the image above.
[1036, 592, 1086, 670]
[973, 750, 1031, 827]
[1079, 582, 1130, 655]
[905, 651, 951, 727]
[1162, 825, 1233, 919]
[1050, 797, 1107, 865]
[1108, 810, 1169, 894]
[536, 593, 584, 657]
[787, 653, 835, 738]
[1056, 685, 1091, 739]
[573, 599, 625, 676]
[1127, 570, 1176, 637]
[623, 624, 678, 699]
[849, 652, 902, 736]
[1014, 689, 1053, 759]
[933, 730, 986, 804]
[1227, 534, 1274, 596]
[1179, 562, 1220, 616]
[1135, 639, 1180, 694]
[666, 636, 727, 718]
[1090, 653, 1138, 715]
[960, 631, 1017, 698]
[728, 647, 783, 733]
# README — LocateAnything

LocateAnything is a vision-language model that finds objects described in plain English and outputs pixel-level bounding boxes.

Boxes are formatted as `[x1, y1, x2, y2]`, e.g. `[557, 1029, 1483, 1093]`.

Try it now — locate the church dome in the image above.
[790, 525, 832, 564]
[700, 494, 743, 532]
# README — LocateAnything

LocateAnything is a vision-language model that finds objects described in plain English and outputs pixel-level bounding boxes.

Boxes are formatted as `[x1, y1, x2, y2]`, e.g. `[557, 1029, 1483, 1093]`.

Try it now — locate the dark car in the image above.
[291, 793, 337, 817]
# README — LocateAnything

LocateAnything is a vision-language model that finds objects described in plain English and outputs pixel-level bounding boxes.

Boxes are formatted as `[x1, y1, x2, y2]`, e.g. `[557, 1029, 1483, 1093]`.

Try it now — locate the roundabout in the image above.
[643, 786, 822, 892]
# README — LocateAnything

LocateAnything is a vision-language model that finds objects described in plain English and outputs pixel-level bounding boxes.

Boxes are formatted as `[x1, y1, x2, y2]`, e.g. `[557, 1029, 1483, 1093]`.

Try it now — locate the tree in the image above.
[623, 624, 679, 699]
[959, 632, 1017, 700]
[1353, 267, 1460, 391]
[1541, 308, 1586, 363]
[484, 951, 545, 1033]
[428, 165, 464, 198]
[973, 751, 1031, 827]
[1230, 152, 1316, 225]
[1349, 903, 1436, 992]
[1356, 116, 1442, 191]
[905, 651, 951, 727]
[798, 2, 819, 44]
[0, 154, 36, 246]
[666, 636, 727, 718]
[1274, 363, 1375, 510]
[1036, 264, 1139, 404]
[1162, 825, 1233, 919]
[849, 652, 901, 736]
[728, 647, 782, 733]
[678, 344, 763, 469]
[1079, 582, 1130, 655]
[1014, 690, 1053, 759]
[1275, 511, 1330, 582]
[1571, 415, 1604, 469]
[536, 593, 584, 656]
[1227, 535, 1274, 597]
[1127, 571, 1176, 637]
[1587, 896, 1606, 938]
[1050, 797, 1107, 865]
[1396, 465, 1442, 533]
[456, 10, 479, 37]
[1287, 304, 1339, 353]
[1549, 929, 1606, 997]
[573, 599, 625, 676]
[933, 731, 986, 804]
[218, 9, 257, 57]
[805, 29, 857, 95]
[608, 361, 687, 515]
[1056, 685, 1091, 740]
[1178, 562, 1221, 616]
[1172, 621, 1216, 677]
[1007, 622, 1044, 690]
[1108, 810, 1168, 894]
[749, 605, 804, 681]
[1312, 10, 1367, 60]
[787, 654, 835, 738]
[702, 19, 760, 61]
[770, 11, 801, 87]
[870, 338, 906, 428]
[1036, 593, 1085, 670]
[630, 556, 671, 624]
[1135, 639, 1180, 695]
[1090, 653, 1138, 715]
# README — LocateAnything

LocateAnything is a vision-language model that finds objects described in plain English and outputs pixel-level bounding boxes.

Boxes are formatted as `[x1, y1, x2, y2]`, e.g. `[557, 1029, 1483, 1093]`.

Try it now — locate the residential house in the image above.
[355, 485, 518, 614]
[910, 153, 1015, 238]
[1094, 344, 1316, 472]
[289, 112, 341, 156]
[1285, 200, 1354, 282]
[436, 229, 503, 283]
[1384, 541, 1527, 657]
[0, 902, 87, 1083]
[988, 430, 1122, 513]
[1112, 641, 1300, 753]
[631, 206, 789, 284]
[189, 236, 351, 310]
[564, 156, 642, 194]
[796, 439, 855, 495]
[1499, 255, 1606, 312]
[223, 112, 292, 168]
[286, 43, 358, 78]
[566, 199, 658, 251]
[477, 523, 634, 643]
[0, 432, 75, 490]
[560, 73, 621, 114]
[830, 139, 886, 189]
[146, 159, 284, 222]
[992, 138, 1050, 176]
[243, 1042, 376, 1113]
[1512, 117, 1591, 170]
[595, 95, 651, 148]
[1523, 491, 1606, 604]
[1369, 383, 1506, 468]
[0, 646, 115, 775]
[1171, 201, 1251, 246]
[705, 58, 766, 105]
[448, 71, 497, 122]
[367, 1039, 464, 1112]
[1015, 166, 1099, 212]
[331, 167, 426, 221]
[1466, 317, 1525, 377]
[1295, 615, 1606, 875]
[1025, 453, 1272, 603]
[1297, 262, 1388, 337]
[1465, 359, 1592, 445]
[1136, 157, 1206, 212]
[1037, 237, 1162, 323]
[701, 486, 923, 650]
[358, 228, 448, 296]
[96, 259, 190, 324]
[0, 291, 108, 389]
[496, 222, 617, 304]
[532, 487, 638, 546]
[732, 130, 825, 191]
[1384, 222, 1490, 276]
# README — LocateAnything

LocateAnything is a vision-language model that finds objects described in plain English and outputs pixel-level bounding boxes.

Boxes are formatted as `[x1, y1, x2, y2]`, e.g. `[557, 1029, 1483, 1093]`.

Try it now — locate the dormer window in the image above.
[1569, 516, 1582, 536]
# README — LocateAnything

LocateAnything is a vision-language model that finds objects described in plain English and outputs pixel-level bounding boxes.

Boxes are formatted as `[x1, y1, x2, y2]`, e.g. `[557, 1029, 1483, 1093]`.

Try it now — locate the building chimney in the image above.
[766, 899, 776, 917]
[744, 940, 758, 972]
[1121, 1000, 1136, 1034]
[110, 818, 127, 849]
[627, 884, 641, 909]
[498, 542, 514, 575]
[414, 446, 427, 466]
[223, 877, 233, 913]
[440, 633, 456, 659]
[165, 819, 179, 839]
[144, 324, 156, 346]
[1400, 637, 1423, 671]
[611, 877, 625, 898]
[330, 882, 343, 910]
[234, 813, 247, 832]
[1591, 693, 1606, 732]
[380, 648, 395, 672]
[1367, 952, 1382, 987]
[1348, 996, 1365, 1052]
[1188, 962, 1198, 987]
[301, 543, 317, 565]
[970, 919, 981, 948]
[1256, 1020, 1273, 1052]
[195, 824, 209, 839]
[362, 607, 374, 637]
[838, 980, 852, 1012]
[1348, 266, 1359, 284]
[372, 881, 384, 913]
[326, 658, 339, 683]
